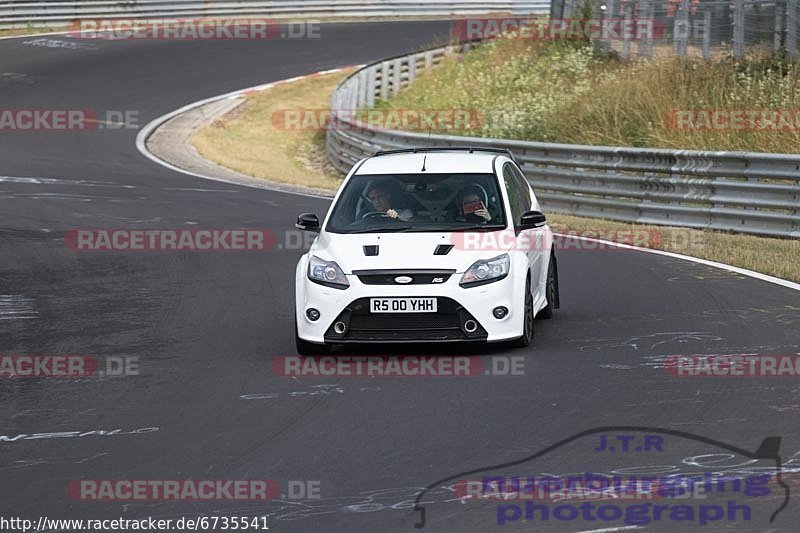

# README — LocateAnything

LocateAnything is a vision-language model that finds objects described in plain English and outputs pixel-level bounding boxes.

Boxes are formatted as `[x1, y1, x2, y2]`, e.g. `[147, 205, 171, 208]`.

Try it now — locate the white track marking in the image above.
[135, 67, 360, 199]
[561, 234, 800, 292]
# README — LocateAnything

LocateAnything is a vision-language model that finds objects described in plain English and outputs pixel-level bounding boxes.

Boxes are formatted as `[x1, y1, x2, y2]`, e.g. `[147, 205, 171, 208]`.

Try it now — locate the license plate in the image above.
[370, 297, 437, 313]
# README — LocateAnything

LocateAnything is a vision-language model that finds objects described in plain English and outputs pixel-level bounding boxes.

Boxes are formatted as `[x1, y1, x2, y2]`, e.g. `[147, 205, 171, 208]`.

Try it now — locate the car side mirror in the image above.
[296, 213, 320, 232]
[519, 210, 546, 230]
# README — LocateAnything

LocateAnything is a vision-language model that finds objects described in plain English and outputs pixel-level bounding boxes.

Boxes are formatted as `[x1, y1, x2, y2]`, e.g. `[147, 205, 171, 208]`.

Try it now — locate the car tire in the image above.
[511, 277, 534, 348]
[295, 316, 330, 356]
[537, 252, 558, 319]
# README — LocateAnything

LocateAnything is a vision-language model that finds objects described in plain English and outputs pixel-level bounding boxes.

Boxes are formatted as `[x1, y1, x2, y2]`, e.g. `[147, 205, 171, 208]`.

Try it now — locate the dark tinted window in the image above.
[326, 173, 507, 233]
[502, 163, 523, 226]
[511, 164, 532, 212]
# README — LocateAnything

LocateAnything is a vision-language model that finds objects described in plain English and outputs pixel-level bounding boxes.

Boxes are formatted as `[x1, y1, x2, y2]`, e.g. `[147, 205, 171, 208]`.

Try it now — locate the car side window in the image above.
[511, 164, 532, 212]
[502, 163, 522, 227]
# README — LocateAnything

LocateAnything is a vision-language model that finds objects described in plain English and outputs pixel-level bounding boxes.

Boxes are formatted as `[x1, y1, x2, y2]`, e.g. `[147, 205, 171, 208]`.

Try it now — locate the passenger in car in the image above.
[454, 185, 493, 223]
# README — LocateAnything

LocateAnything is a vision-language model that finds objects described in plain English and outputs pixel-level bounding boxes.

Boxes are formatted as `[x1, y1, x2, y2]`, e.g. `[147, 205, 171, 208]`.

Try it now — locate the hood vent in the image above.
[363, 245, 379, 256]
[434, 244, 454, 256]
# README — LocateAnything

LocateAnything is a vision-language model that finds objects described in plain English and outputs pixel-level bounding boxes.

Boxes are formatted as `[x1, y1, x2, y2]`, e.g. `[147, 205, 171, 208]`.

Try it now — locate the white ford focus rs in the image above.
[294, 147, 559, 354]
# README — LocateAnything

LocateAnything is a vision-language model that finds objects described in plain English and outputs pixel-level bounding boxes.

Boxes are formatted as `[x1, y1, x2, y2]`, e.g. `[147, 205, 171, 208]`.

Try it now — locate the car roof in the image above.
[355, 151, 502, 176]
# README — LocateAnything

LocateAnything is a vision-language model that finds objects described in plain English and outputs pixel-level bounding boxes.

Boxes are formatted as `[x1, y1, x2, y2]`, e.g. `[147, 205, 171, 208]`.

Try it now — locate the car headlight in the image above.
[460, 253, 510, 288]
[308, 255, 349, 289]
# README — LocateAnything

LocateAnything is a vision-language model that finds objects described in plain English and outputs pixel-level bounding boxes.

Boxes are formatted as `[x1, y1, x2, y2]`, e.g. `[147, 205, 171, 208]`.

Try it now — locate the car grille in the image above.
[350, 313, 457, 330]
[353, 269, 455, 285]
[324, 297, 486, 343]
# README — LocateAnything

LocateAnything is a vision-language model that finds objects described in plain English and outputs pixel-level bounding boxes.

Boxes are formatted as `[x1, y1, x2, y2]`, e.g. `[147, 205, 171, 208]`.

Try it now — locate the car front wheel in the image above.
[537, 252, 558, 319]
[511, 277, 534, 348]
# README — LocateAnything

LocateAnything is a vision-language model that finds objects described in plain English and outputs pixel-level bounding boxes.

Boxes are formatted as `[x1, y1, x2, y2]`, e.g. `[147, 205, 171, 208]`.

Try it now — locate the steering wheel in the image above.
[361, 211, 390, 220]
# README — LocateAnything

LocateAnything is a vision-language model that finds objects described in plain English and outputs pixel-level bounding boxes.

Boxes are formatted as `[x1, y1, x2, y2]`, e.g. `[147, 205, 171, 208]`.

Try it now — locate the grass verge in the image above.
[375, 36, 800, 154]
[191, 64, 800, 284]
[0, 26, 69, 38]
[191, 69, 354, 191]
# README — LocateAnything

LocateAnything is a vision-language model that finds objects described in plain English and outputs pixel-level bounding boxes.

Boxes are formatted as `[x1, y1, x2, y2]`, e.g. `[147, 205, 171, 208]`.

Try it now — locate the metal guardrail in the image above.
[0, 1, 549, 29]
[326, 43, 800, 238]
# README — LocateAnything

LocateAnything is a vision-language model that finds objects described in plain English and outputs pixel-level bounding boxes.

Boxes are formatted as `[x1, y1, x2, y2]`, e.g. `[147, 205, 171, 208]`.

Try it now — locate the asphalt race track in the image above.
[2, 21, 800, 533]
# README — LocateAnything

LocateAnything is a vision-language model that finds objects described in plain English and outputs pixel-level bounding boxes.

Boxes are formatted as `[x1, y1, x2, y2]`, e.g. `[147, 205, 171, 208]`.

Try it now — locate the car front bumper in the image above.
[295, 261, 526, 345]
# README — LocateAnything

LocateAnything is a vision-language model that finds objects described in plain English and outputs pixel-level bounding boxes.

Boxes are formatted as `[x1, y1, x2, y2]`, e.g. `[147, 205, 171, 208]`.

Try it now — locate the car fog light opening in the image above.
[464, 319, 478, 333]
[306, 308, 321, 321]
[493, 306, 508, 319]
[333, 321, 347, 334]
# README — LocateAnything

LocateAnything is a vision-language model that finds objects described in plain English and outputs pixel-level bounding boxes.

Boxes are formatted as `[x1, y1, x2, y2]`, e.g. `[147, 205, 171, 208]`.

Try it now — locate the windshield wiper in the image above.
[405, 224, 506, 233]
[348, 226, 414, 234]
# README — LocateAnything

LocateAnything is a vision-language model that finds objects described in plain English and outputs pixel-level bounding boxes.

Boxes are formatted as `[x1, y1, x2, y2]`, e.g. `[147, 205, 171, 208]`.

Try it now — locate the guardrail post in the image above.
[732, 0, 745, 59]
[550, 0, 565, 19]
[392, 58, 403, 95]
[787, 0, 798, 60]
[380, 61, 389, 101]
[599, 0, 615, 55]
[623, 1, 633, 60]
[674, 0, 690, 56]
[347, 82, 357, 113]
[637, 0, 651, 59]
[356, 70, 367, 108]
[775, 0, 785, 55]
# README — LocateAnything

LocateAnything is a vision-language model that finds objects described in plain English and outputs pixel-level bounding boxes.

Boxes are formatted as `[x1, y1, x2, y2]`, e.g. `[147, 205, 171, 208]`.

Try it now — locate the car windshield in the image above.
[325, 173, 507, 234]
